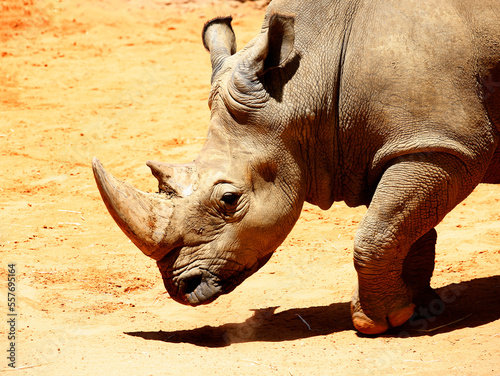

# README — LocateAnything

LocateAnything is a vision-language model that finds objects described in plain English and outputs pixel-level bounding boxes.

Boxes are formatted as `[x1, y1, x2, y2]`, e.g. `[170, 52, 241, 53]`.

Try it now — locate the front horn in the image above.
[92, 158, 182, 261]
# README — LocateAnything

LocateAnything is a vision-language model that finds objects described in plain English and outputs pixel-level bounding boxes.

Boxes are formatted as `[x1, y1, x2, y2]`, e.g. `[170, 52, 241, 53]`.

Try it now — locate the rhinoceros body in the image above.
[93, 0, 500, 334]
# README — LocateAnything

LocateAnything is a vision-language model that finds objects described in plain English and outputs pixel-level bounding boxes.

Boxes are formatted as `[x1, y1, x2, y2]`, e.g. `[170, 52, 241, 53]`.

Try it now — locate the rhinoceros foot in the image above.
[350, 285, 416, 335]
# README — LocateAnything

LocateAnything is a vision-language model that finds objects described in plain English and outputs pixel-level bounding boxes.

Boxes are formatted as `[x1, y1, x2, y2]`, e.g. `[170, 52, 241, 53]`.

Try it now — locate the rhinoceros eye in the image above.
[221, 192, 240, 206]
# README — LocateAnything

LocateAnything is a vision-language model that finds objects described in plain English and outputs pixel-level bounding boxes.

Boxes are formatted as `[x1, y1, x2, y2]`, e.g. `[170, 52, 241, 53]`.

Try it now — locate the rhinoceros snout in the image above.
[157, 248, 276, 306]
[159, 265, 223, 306]
[181, 273, 222, 306]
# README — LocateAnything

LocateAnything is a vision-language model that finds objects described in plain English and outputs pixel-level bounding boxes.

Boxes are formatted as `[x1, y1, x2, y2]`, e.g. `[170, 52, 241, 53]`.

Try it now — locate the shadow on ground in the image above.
[126, 275, 499, 347]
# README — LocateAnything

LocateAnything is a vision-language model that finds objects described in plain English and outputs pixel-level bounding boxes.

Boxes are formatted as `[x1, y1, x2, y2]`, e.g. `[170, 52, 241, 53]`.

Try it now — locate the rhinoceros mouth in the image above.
[159, 252, 274, 306]
[180, 270, 223, 306]
[163, 268, 250, 306]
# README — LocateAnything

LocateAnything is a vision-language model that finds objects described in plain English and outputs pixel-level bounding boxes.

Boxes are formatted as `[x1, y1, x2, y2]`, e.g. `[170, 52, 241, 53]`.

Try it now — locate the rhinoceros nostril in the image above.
[184, 274, 203, 295]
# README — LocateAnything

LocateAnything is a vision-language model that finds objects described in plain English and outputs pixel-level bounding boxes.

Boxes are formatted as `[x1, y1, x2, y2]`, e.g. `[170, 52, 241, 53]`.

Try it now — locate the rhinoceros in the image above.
[92, 0, 500, 334]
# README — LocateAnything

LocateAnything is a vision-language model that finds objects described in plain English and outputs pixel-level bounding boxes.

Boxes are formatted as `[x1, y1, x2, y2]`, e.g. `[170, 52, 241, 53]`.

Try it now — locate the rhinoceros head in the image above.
[93, 15, 305, 306]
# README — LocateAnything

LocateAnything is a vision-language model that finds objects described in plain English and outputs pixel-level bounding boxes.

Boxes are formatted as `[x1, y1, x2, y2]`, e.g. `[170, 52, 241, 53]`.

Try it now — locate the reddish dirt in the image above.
[1, 1, 499, 374]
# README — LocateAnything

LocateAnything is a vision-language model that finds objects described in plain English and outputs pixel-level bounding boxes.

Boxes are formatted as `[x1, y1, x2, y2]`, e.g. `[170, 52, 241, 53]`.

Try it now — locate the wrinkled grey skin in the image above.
[93, 0, 500, 335]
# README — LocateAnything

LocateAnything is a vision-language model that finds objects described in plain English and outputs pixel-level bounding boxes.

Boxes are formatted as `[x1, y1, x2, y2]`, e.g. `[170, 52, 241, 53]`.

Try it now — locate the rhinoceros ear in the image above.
[202, 16, 237, 80]
[263, 13, 295, 72]
[238, 13, 295, 77]
[227, 13, 295, 113]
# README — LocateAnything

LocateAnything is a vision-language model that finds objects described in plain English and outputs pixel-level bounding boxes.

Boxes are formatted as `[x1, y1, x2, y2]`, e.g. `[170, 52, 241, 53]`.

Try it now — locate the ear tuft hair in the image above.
[202, 16, 236, 54]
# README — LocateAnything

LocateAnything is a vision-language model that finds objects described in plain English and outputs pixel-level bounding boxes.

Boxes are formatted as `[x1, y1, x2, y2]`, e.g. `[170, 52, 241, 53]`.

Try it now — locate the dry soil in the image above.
[1, 1, 499, 375]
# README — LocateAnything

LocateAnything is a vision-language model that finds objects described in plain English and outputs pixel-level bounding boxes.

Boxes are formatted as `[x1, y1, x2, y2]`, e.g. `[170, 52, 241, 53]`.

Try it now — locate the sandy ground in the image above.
[1, 1, 499, 375]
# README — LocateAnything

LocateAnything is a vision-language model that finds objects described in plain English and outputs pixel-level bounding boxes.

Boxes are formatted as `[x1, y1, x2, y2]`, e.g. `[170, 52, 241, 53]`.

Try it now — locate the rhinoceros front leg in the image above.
[350, 152, 478, 335]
